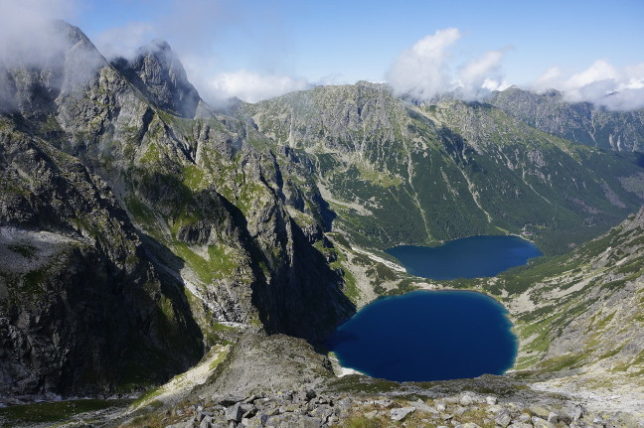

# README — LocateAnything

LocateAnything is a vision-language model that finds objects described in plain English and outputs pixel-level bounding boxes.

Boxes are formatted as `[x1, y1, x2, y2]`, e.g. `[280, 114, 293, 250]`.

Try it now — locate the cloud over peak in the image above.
[95, 22, 156, 60]
[2, 3, 643, 110]
[533, 60, 644, 110]
[386, 28, 509, 102]
[386, 28, 461, 101]
[202, 70, 310, 103]
[385, 29, 644, 111]
[0, 0, 77, 67]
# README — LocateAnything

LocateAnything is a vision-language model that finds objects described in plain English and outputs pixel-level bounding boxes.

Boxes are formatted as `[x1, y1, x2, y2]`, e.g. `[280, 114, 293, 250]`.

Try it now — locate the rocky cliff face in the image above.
[111, 40, 204, 119]
[489, 87, 644, 152]
[0, 22, 353, 396]
[0, 119, 204, 395]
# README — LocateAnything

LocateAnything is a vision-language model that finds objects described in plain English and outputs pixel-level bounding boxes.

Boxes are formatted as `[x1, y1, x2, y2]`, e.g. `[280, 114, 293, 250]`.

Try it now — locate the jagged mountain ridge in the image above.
[111, 40, 206, 119]
[0, 22, 353, 396]
[246, 82, 644, 253]
[489, 87, 644, 152]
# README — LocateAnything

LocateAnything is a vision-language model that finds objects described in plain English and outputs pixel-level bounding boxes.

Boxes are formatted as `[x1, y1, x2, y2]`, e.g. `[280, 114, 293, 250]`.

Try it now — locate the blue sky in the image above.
[7, 0, 643, 105]
[75, 0, 644, 84]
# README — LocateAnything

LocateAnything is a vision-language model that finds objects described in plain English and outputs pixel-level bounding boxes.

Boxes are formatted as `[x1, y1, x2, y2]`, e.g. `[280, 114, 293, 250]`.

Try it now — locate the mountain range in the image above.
[0, 22, 642, 427]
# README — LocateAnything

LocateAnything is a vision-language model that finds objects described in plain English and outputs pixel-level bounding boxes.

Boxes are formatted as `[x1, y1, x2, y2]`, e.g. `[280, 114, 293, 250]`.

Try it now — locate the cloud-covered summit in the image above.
[0, 1, 106, 114]
[386, 28, 510, 102]
[386, 27, 644, 111]
[532, 60, 644, 111]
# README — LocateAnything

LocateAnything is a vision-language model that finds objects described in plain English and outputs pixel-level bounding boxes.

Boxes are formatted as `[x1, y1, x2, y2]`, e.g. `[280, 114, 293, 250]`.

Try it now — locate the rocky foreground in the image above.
[20, 375, 636, 428]
[149, 386, 633, 428]
[3, 329, 639, 428]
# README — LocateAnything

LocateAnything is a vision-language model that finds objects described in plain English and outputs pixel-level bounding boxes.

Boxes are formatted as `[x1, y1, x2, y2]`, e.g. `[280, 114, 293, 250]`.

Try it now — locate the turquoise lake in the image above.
[328, 290, 517, 382]
[385, 235, 542, 280]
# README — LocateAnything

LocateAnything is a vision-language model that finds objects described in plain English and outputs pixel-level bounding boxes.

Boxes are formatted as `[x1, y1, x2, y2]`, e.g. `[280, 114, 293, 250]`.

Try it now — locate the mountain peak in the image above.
[0, 20, 107, 116]
[111, 40, 201, 118]
[132, 38, 175, 58]
[50, 20, 94, 47]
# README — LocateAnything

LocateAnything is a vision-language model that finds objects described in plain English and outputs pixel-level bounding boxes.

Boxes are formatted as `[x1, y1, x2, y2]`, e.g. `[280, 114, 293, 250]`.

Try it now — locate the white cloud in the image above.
[0, 0, 109, 111]
[95, 22, 156, 60]
[532, 60, 644, 110]
[533, 66, 562, 92]
[566, 60, 618, 89]
[387, 28, 644, 111]
[0, 0, 78, 67]
[386, 28, 509, 102]
[621, 63, 644, 90]
[481, 78, 511, 92]
[386, 28, 461, 100]
[203, 70, 310, 103]
[457, 49, 507, 99]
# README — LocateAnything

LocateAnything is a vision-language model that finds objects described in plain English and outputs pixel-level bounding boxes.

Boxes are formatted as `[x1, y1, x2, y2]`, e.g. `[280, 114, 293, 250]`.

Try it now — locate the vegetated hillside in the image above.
[247, 82, 644, 254]
[489, 87, 644, 152]
[0, 21, 353, 396]
[494, 206, 643, 390]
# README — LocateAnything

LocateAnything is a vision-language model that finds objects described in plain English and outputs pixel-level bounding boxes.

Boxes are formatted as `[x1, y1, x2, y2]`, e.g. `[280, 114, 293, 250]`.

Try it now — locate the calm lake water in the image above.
[328, 290, 517, 382]
[386, 235, 542, 280]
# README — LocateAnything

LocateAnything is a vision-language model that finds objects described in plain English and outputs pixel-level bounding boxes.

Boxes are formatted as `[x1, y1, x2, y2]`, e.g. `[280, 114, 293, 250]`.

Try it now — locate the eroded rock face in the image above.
[195, 333, 335, 397]
[111, 40, 202, 118]
[0, 125, 203, 395]
[489, 87, 644, 153]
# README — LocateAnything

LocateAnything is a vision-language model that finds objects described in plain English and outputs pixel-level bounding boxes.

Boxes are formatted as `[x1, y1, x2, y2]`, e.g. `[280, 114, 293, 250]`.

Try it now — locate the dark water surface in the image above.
[386, 235, 542, 280]
[328, 290, 517, 382]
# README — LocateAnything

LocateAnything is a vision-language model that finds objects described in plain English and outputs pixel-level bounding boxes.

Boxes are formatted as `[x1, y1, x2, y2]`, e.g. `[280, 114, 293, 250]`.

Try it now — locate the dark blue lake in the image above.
[386, 235, 542, 280]
[328, 290, 517, 382]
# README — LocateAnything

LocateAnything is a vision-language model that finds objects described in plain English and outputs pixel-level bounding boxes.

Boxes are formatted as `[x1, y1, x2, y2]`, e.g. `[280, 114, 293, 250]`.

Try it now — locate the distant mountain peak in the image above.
[489, 87, 644, 152]
[144, 39, 173, 53]
[50, 19, 94, 46]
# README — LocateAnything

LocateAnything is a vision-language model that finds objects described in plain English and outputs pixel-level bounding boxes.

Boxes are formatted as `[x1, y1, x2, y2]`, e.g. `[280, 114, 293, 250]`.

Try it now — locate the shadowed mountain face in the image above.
[0, 21, 641, 402]
[0, 121, 204, 395]
[0, 22, 354, 396]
